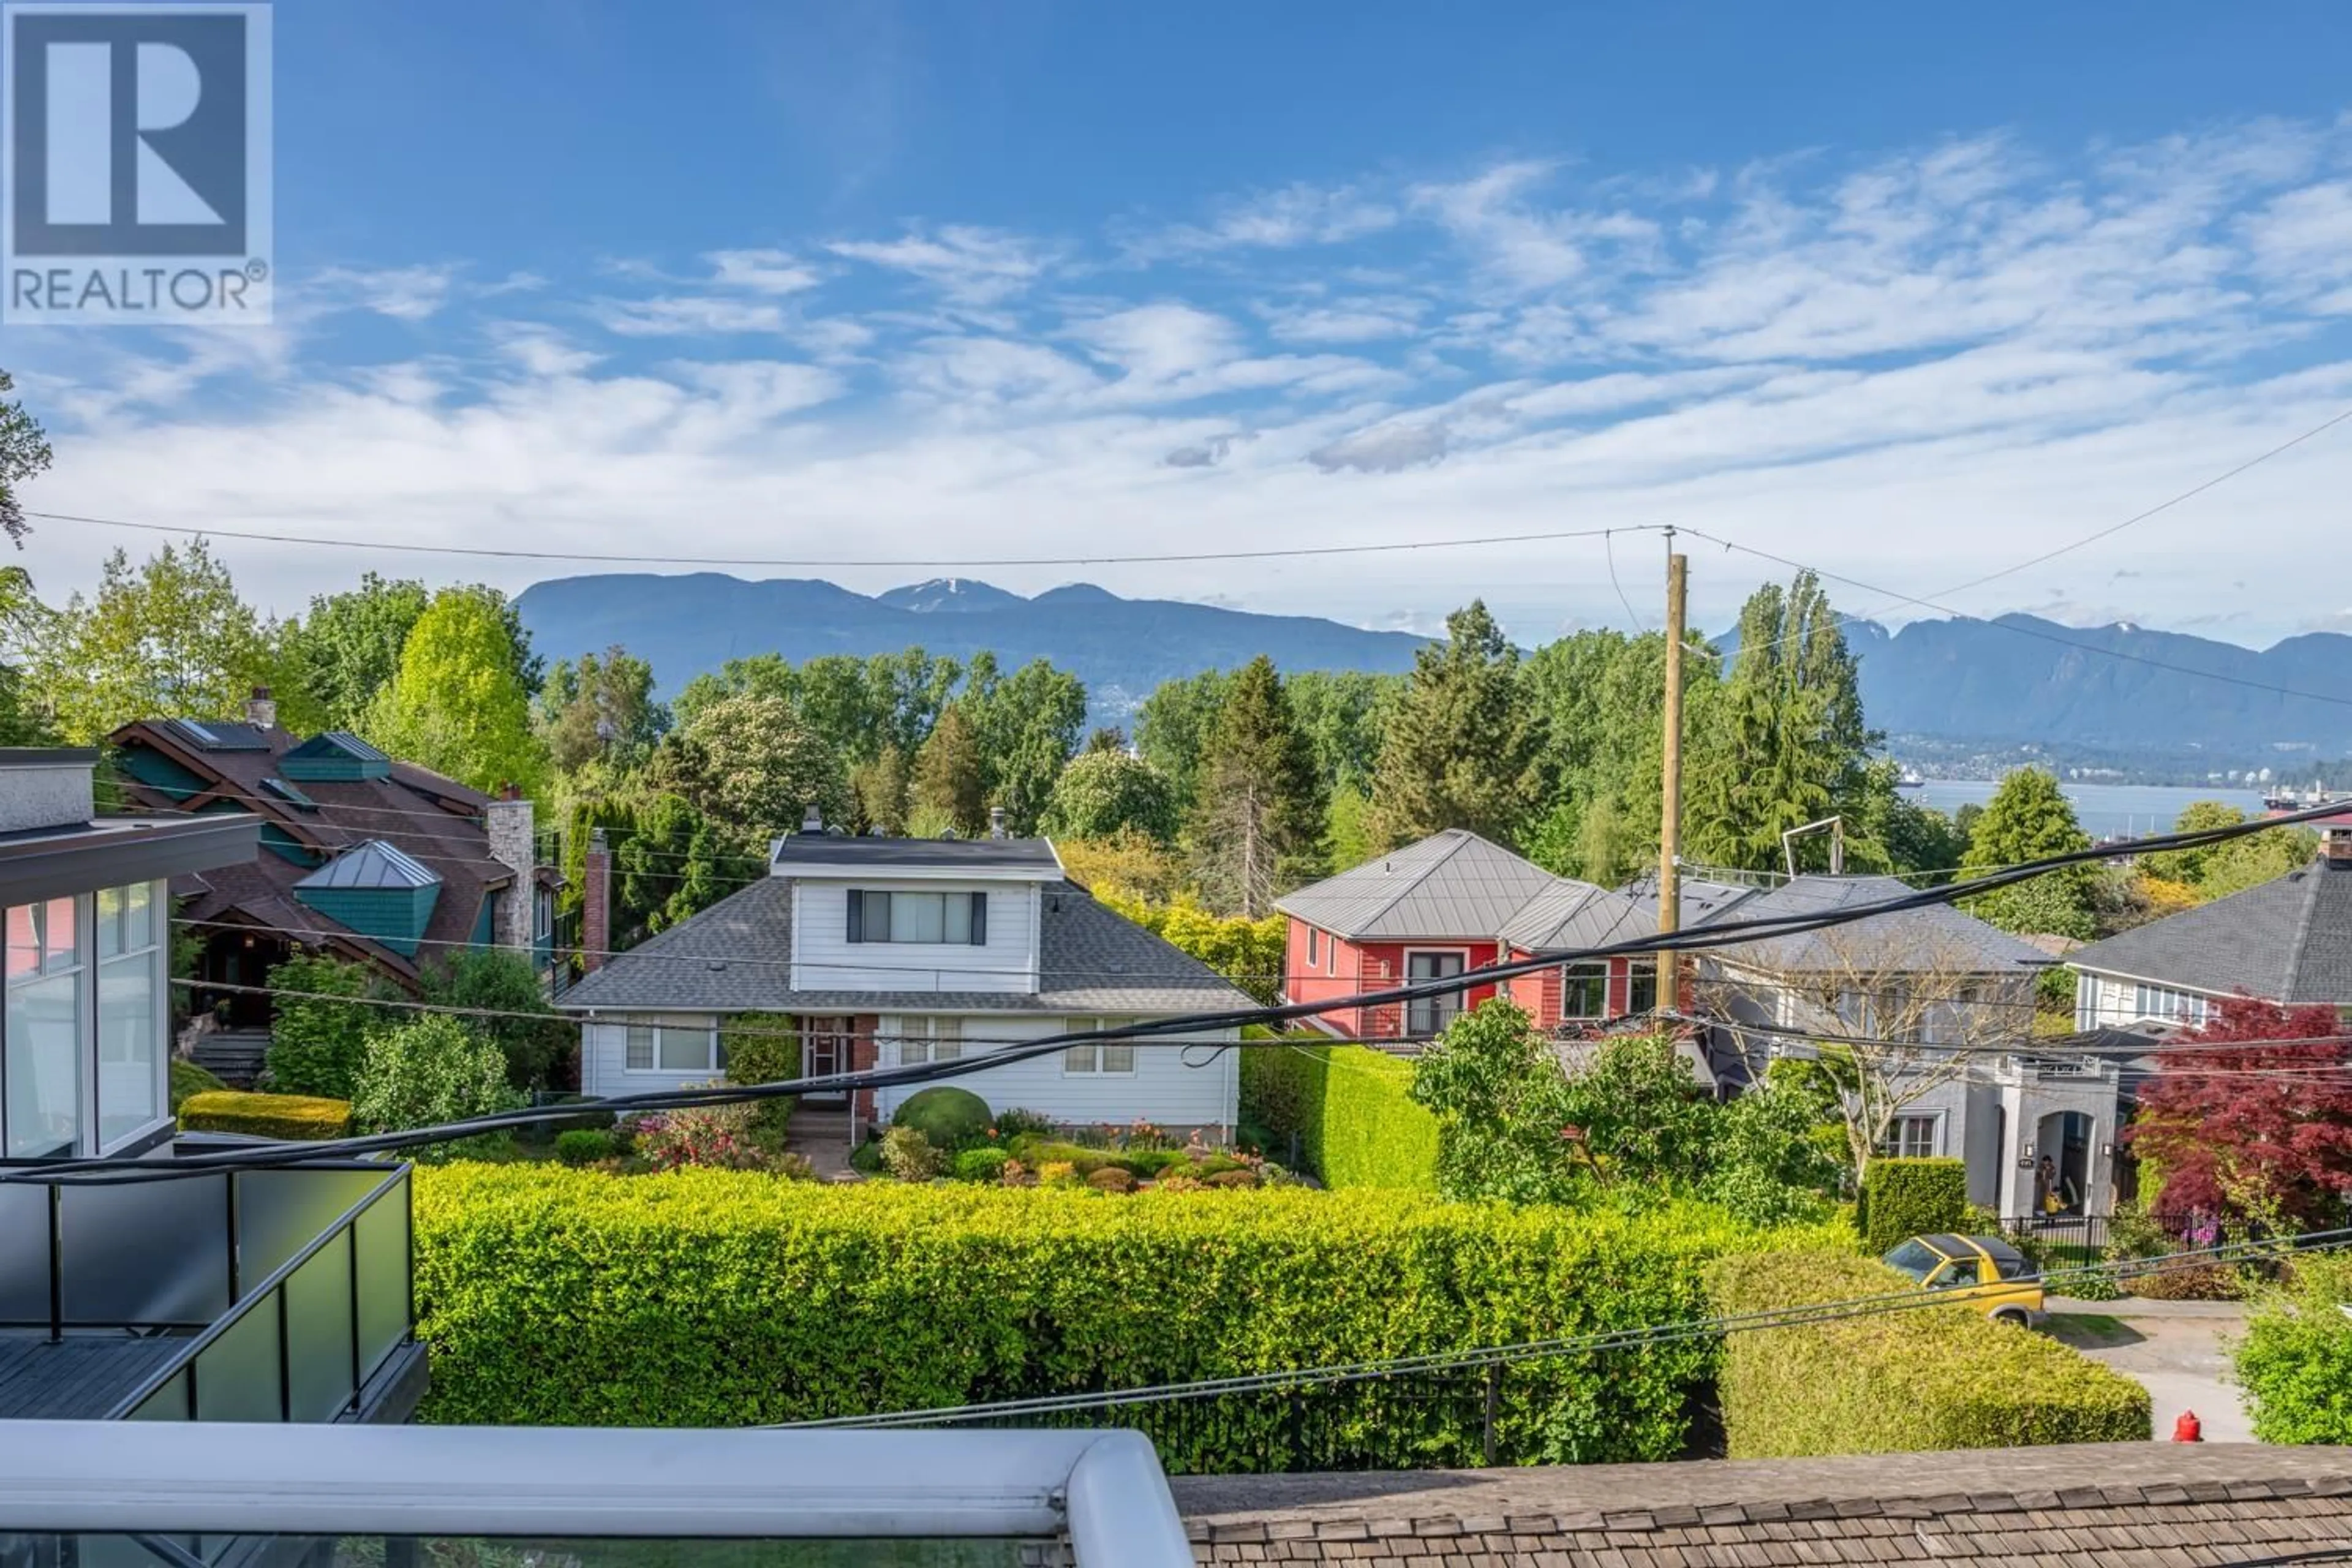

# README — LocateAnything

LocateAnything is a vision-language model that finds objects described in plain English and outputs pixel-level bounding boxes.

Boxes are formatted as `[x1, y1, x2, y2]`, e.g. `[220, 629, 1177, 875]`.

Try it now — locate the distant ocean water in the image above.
[1914, 780, 2271, 840]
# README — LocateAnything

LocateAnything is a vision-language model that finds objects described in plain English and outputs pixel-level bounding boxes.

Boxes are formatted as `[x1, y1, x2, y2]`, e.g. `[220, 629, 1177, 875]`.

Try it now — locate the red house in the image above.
[1276, 829, 1660, 1039]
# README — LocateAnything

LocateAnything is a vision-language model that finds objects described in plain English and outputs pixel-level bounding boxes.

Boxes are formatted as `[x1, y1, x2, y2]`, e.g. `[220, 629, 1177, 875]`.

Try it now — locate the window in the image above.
[898, 1016, 962, 1066]
[96, 881, 162, 1147]
[6, 898, 84, 1157]
[1880, 1115, 1938, 1159]
[624, 1023, 722, 1074]
[848, 889, 986, 945]
[534, 888, 552, 942]
[1064, 1020, 1136, 1075]
[2132, 982, 2209, 1027]
[1305, 926, 1319, 969]
[1405, 952, 1466, 1037]
[1625, 959, 1658, 1017]
[1882, 1238, 1939, 1281]
[1560, 960, 1607, 1020]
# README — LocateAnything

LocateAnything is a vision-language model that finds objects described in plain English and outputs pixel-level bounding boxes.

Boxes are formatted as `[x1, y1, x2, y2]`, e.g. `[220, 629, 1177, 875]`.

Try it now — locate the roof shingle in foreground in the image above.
[1170, 1443, 2352, 1565]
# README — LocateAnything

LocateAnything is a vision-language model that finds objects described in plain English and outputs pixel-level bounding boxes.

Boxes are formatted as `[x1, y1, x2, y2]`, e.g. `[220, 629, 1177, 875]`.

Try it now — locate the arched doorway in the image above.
[2034, 1110, 2094, 1217]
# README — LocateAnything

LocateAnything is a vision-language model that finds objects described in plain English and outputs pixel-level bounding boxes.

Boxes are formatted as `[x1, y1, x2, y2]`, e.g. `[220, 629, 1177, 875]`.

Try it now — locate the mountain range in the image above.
[511, 575, 1430, 722]
[512, 575, 2352, 756]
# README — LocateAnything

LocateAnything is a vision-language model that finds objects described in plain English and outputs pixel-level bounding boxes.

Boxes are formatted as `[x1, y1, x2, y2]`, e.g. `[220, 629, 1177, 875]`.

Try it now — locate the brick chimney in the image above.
[2326, 826, 2352, 868]
[246, 685, 277, 730]
[582, 827, 611, 971]
[483, 783, 536, 951]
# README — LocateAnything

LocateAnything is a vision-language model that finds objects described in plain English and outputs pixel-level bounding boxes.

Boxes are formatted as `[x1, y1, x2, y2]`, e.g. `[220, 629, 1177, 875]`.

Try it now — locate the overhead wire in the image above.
[20, 788, 2352, 1185]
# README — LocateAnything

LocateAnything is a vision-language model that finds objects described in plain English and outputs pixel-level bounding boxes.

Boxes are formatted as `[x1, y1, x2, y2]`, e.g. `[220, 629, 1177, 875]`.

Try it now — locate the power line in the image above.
[25, 793, 2347, 1185]
[1604, 528, 1649, 633]
[31, 510, 1670, 570]
[780, 1227, 2343, 1428]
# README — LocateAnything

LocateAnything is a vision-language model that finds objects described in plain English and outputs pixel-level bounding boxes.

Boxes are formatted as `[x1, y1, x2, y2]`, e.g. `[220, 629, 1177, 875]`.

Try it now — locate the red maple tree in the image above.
[2125, 997, 2352, 1228]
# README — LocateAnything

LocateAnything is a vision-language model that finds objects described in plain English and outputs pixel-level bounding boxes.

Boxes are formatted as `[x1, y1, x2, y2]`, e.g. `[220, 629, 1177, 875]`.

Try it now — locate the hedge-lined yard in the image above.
[1706, 1251, 2150, 1457]
[1240, 1037, 1439, 1190]
[413, 1164, 1828, 1469]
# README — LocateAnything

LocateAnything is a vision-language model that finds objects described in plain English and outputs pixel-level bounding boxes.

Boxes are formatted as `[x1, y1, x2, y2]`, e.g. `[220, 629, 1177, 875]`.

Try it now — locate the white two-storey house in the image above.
[556, 818, 1252, 1139]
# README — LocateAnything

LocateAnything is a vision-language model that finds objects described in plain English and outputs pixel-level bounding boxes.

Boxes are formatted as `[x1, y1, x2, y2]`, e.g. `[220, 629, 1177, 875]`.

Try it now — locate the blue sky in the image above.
[9, 0, 2352, 651]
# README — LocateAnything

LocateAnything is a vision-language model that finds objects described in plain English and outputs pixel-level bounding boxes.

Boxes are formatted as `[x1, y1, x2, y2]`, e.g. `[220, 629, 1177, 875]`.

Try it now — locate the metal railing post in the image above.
[348, 1216, 364, 1411]
[224, 1173, 241, 1302]
[47, 1183, 63, 1343]
[1482, 1363, 1501, 1468]
[276, 1286, 292, 1421]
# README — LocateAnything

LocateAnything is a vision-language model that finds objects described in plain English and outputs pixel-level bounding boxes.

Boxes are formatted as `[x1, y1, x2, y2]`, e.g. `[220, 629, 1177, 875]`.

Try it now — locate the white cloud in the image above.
[592, 296, 794, 336]
[828, 224, 1054, 304]
[705, 249, 824, 295]
[1137, 181, 1398, 256]
[309, 263, 461, 322]
[1259, 297, 1425, 345]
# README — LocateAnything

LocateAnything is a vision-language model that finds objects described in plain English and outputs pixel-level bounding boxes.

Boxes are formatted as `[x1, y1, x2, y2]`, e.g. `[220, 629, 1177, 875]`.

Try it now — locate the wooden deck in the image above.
[0, 1332, 189, 1418]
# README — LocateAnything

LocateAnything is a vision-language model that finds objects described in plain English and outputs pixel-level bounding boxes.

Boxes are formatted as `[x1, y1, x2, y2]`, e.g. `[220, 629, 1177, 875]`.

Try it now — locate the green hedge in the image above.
[168, 1058, 225, 1112]
[179, 1090, 352, 1140]
[1856, 1157, 1968, 1256]
[1706, 1250, 2150, 1457]
[1240, 1036, 1439, 1190]
[413, 1164, 1826, 1469]
[2234, 1256, 2352, 1443]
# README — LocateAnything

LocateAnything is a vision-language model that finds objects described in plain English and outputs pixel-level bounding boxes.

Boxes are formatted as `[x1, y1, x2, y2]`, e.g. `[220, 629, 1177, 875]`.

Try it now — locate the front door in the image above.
[1406, 952, 1466, 1038]
[801, 1016, 851, 1104]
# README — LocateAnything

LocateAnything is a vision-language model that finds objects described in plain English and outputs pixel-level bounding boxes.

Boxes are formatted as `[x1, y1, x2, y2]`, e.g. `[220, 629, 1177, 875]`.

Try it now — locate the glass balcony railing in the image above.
[0, 1159, 417, 1423]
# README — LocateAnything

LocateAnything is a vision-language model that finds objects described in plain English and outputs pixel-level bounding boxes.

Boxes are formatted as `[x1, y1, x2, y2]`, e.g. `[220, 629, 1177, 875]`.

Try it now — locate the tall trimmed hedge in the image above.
[1240, 1037, 1439, 1190]
[1857, 1157, 1968, 1256]
[2234, 1256, 2352, 1444]
[179, 1090, 351, 1140]
[1706, 1251, 2150, 1457]
[413, 1164, 1822, 1469]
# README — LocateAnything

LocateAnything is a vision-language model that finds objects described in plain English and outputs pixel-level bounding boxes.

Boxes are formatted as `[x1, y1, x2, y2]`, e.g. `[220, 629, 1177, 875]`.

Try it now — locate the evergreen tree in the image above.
[1368, 601, 1546, 850]
[850, 742, 911, 835]
[1185, 655, 1324, 916]
[910, 704, 988, 837]
[1686, 571, 1880, 873]
[364, 586, 548, 797]
[1958, 766, 2098, 938]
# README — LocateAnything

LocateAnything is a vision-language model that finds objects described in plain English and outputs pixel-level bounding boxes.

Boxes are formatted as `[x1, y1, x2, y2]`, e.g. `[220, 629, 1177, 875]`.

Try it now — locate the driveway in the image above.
[2043, 1297, 2254, 1443]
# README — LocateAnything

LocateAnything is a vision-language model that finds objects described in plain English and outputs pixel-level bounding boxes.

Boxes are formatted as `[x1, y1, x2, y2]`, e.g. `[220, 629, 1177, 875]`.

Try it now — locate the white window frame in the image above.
[1881, 1114, 1940, 1160]
[623, 1022, 723, 1076]
[897, 1015, 963, 1066]
[1063, 1019, 1137, 1077]
[94, 879, 167, 1154]
[1305, 926, 1319, 970]
[6, 893, 89, 1159]
[848, 889, 986, 946]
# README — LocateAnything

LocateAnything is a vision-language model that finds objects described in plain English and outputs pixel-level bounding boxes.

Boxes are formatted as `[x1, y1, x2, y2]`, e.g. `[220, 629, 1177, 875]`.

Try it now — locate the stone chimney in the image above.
[989, 805, 1007, 840]
[246, 685, 277, 730]
[582, 827, 611, 971]
[484, 783, 536, 951]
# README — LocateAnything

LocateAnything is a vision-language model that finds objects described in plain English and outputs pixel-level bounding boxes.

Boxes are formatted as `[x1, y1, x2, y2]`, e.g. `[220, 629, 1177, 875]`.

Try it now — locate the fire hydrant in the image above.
[2172, 1411, 2203, 1442]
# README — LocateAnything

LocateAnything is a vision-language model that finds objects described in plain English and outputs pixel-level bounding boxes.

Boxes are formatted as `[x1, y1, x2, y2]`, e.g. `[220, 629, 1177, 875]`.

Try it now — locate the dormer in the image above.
[771, 823, 1065, 996]
[281, 731, 392, 782]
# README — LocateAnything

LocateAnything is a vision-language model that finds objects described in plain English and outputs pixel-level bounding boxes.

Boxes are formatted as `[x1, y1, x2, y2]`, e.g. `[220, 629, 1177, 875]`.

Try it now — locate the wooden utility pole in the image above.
[1657, 537, 1688, 1011]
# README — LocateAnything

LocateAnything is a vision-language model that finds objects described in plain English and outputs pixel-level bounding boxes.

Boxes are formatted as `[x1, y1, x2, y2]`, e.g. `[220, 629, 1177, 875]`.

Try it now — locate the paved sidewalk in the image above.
[2045, 1298, 2255, 1442]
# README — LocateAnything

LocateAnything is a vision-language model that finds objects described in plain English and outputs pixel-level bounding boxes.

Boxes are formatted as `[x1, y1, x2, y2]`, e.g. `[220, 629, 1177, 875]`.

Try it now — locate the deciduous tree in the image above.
[0, 368, 53, 545]
[655, 692, 848, 850]
[1958, 767, 2098, 938]
[2127, 998, 2352, 1229]
[1136, 668, 1232, 811]
[364, 586, 548, 797]
[536, 645, 668, 774]
[1041, 748, 1178, 843]
[281, 573, 430, 734]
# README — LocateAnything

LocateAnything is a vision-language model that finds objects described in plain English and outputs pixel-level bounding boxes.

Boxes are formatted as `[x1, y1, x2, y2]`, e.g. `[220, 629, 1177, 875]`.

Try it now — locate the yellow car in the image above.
[1881, 1233, 2045, 1328]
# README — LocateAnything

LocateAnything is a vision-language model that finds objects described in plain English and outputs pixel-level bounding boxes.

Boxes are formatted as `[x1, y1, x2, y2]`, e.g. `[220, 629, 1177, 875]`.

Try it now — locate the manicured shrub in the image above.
[179, 1090, 351, 1140]
[1240, 1036, 1439, 1191]
[554, 1129, 614, 1167]
[635, 1102, 764, 1170]
[721, 1013, 801, 1137]
[2235, 1254, 2352, 1443]
[992, 1107, 1055, 1140]
[952, 1147, 1010, 1184]
[263, 953, 382, 1100]
[351, 1014, 526, 1142]
[881, 1125, 945, 1182]
[168, 1058, 225, 1112]
[1087, 1166, 1136, 1193]
[413, 1164, 1836, 1469]
[1205, 1168, 1259, 1189]
[1856, 1158, 1968, 1257]
[1706, 1250, 2149, 1457]
[892, 1087, 992, 1150]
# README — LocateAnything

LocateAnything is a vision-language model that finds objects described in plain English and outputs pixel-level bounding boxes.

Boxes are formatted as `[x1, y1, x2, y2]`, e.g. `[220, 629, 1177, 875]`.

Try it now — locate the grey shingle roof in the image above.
[1615, 872, 1768, 930]
[556, 876, 1257, 1016]
[1708, 875, 2051, 976]
[2068, 857, 2352, 1005]
[1275, 829, 1563, 941]
[768, 834, 1062, 873]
